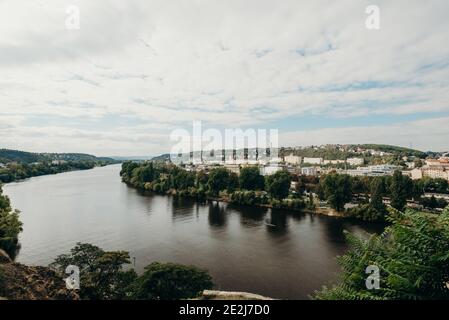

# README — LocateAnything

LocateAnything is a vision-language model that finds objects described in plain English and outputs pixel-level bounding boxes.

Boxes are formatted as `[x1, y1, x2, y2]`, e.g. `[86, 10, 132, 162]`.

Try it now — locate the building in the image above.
[323, 159, 345, 165]
[410, 166, 449, 181]
[260, 163, 285, 176]
[303, 157, 323, 165]
[346, 157, 364, 166]
[345, 164, 402, 177]
[301, 166, 319, 176]
[410, 168, 423, 180]
[284, 154, 301, 165]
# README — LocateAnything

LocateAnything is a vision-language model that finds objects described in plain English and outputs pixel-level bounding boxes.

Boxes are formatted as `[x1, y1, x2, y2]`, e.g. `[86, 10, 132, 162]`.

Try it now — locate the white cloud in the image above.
[0, 0, 448, 155]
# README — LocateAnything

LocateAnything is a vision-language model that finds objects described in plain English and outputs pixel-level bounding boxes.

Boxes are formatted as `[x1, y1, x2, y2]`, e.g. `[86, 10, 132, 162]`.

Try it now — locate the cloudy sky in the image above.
[1, 0, 449, 156]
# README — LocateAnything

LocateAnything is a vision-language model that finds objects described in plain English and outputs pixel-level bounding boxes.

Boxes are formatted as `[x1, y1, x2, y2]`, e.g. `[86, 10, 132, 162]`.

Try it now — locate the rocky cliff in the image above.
[0, 249, 79, 300]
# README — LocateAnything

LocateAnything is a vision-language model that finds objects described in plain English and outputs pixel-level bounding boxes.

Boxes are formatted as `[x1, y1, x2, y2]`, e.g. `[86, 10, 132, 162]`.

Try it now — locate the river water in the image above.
[3, 164, 385, 299]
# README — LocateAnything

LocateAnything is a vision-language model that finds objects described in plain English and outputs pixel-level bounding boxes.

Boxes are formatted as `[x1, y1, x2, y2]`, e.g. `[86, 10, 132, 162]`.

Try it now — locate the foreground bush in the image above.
[315, 206, 449, 300]
[131, 262, 213, 300]
[51, 243, 214, 300]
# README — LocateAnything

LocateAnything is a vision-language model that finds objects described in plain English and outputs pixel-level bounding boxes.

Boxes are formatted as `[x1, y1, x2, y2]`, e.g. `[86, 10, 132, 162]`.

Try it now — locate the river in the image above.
[3, 164, 385, 299]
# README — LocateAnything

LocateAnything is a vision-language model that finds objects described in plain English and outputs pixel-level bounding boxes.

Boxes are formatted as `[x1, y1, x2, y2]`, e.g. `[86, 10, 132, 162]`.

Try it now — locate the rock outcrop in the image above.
[199, 290, 273, 300]
[0, 251, 79, 300]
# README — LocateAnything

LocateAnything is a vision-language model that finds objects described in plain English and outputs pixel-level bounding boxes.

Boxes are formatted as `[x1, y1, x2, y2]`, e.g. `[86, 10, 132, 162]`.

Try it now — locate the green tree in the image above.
[315, 206, 449, 300]
[50, 243, 136, 299]
[320, 174, 352, 212]
[239, 166, 264, 190]
[265, 170, 291, 200]
[0, 186, 22, 258]
[131, 262, 213, 300]
[207, 167, 230, 196]
[370, 177, 386, 214]
[389, 171, 411, 211]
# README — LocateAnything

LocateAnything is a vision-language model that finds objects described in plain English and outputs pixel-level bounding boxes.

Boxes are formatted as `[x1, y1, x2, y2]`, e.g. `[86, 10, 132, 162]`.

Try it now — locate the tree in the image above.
[389, 171, 411, 211]
[0, 186, 22, 258]
[173, 170, 195, 190]
[207, 167, 231, 196]
[50, 243, 136, 299]
[320, 174, 352, 212]
[131, 262, 213, 300]
[265, 170, 291, 200]
[239, 166, 264, 190]
[370, 177, 386, 214]
[227, 172, 240, 193]
[315, 206, 449, 300]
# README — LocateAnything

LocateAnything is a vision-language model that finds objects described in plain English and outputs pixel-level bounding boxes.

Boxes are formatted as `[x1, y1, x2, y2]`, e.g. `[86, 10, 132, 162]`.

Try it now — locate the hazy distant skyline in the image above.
[1, 0, 449, 156]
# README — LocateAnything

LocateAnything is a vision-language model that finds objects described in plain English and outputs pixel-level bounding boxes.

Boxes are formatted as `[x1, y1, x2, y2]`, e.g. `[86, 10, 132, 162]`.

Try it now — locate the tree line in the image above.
[0, 160, 110, 183]
[120, 162, 307, 211]
[122, 162, 448, 220]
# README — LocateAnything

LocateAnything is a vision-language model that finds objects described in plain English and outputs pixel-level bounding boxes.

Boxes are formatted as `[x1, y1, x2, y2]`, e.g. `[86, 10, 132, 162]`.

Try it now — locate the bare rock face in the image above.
[0, 260, 79, 300]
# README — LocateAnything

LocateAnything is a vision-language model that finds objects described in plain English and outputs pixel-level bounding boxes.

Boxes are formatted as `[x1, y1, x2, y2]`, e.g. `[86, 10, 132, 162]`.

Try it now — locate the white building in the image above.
[260, 163, 284, 176]
[410, 168, 423, 180]
[323, 159, 345, 165]
[303, 157, 323, 165]
[411, 166, 449, 181]
[346, 157, 364, 166]
[284, 154, 301, 165]
[301, 167, 319, 176]
[345, 164, 402, 177]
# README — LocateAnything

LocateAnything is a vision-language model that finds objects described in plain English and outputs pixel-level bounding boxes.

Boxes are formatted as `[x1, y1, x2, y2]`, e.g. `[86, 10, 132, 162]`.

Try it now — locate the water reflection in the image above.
[207, 201, 227, 228]
[265, 209, 289, 236]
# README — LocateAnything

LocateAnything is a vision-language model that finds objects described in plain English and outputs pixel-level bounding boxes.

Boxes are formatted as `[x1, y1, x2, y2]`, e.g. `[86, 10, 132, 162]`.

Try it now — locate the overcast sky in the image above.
[1, 0, 449, 156]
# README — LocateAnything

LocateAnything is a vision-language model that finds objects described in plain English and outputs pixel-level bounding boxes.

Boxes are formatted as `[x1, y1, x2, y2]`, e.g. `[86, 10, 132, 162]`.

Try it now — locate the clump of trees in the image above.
[0, 186, 22, 258]
[315, 206, 449, 300]
[319, 174, 352, 212]
[51, 242, 213, 300]
[121, 162, 300, 212]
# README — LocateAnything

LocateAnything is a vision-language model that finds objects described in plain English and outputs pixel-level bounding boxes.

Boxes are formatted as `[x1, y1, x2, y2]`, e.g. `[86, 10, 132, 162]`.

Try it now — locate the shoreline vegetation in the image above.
[0, 148, 119, 184]
[120, 161, 448, 222]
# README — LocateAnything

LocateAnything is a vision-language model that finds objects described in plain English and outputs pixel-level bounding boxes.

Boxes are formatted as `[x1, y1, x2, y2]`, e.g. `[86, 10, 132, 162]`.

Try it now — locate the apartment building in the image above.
[303, 157, 323, 165]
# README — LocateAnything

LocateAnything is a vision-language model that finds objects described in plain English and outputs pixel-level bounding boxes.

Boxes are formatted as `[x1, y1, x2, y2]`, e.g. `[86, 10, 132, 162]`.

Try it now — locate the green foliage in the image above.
[320, 174, 352, 212]
[390, 171, 413, 211]
[265, 170, 291, 200]
[51, 243, 214, 300]
[239, 166, 264, 190]
[315, 207, 449, 300]
[131, 262, 213, 300]
[0, 186, 22, 258]
[207, 167, 233, 196]
[50, 243, 136, 299]
[230, 190, 269, 206]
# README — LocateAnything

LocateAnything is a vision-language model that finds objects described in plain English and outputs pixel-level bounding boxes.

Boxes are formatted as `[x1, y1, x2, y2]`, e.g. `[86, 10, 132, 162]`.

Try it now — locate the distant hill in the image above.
[150, 153, 171, 162]
[355, 144, 427, 158]
[110, 156, 154, 161]
[0, 149, 116, 164]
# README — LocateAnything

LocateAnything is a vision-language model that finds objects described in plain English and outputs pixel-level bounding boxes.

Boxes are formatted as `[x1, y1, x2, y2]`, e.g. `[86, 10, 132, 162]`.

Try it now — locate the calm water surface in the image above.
[3, 164, 385, 299]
